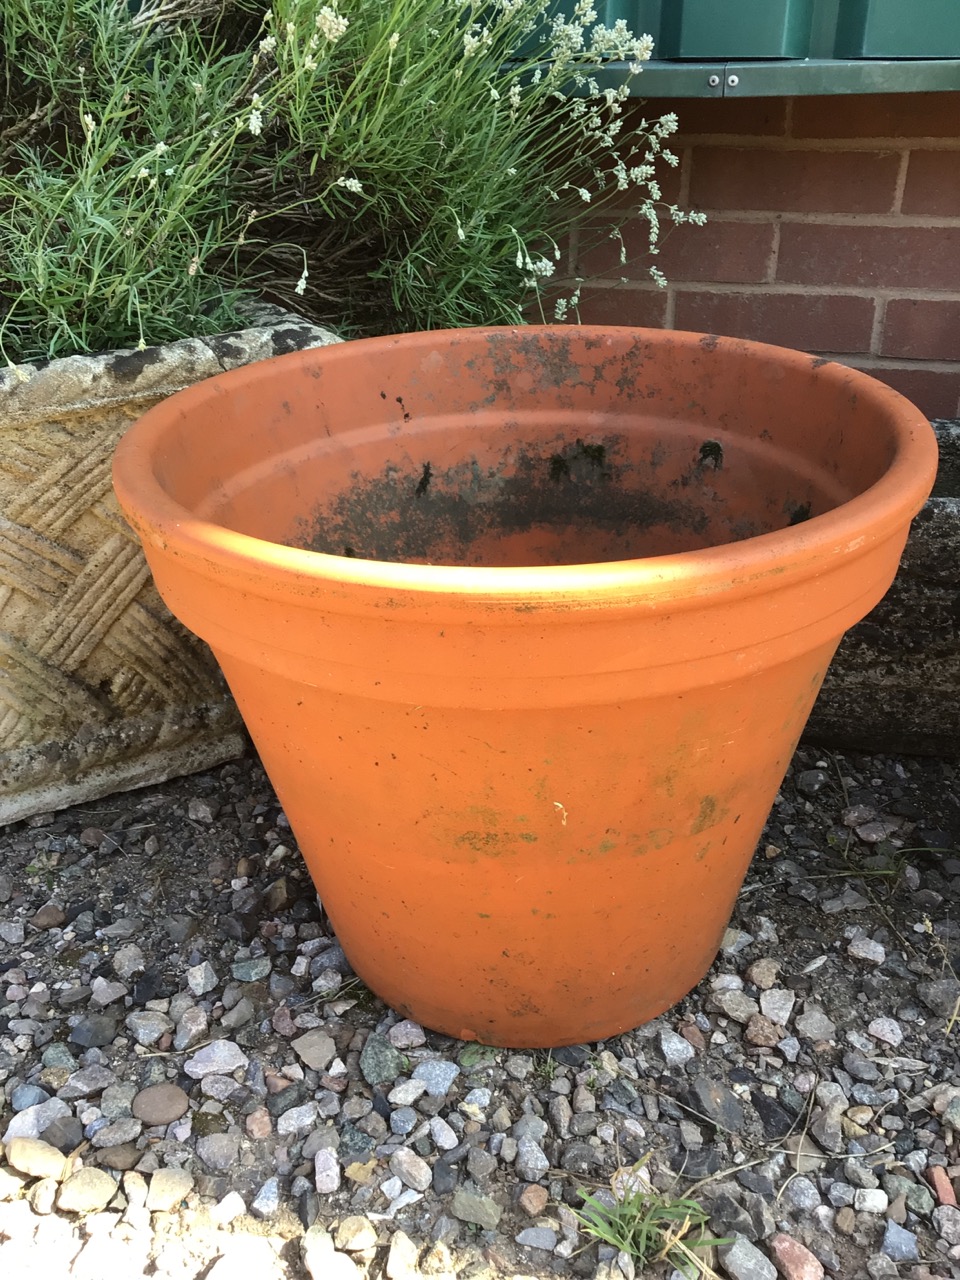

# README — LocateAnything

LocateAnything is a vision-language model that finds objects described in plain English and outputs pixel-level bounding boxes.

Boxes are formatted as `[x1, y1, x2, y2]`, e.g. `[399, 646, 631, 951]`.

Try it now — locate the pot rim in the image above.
[113, 325, 938, 611]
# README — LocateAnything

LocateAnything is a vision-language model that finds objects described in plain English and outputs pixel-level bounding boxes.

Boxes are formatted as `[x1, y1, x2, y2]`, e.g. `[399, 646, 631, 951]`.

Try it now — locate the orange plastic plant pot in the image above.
[112, 327, 937, 1048]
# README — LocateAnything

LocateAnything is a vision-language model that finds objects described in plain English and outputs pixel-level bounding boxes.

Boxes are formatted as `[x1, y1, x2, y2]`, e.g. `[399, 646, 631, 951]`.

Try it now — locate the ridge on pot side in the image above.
[113, 326, 937, 1048]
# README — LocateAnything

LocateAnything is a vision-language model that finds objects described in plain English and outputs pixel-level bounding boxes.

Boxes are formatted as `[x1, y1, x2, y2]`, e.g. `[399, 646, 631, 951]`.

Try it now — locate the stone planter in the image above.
[805, 420, 960, 759]
[0, 311, 339, 825]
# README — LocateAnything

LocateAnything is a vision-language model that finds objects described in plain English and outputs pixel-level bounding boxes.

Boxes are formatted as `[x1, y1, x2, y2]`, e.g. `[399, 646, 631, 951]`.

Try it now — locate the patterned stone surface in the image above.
[0, 310, 339, 823]
[806, 418, 959, 757]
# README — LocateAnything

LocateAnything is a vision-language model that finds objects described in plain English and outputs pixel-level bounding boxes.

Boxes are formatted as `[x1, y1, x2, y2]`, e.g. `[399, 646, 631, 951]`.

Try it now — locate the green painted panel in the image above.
[835, 0, 960, 58]
[659, 0, 815, 59]
[590, 0, 663, 39]
[576, 56, 960, 96]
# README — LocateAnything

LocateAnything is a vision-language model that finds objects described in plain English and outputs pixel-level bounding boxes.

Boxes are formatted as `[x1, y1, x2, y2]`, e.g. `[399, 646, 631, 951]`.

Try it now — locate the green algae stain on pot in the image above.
[691, 795, 718, 834]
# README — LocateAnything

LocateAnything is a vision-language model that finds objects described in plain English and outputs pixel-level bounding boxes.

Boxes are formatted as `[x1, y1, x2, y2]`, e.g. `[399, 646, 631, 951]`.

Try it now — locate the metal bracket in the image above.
[589, 57, 960, 98]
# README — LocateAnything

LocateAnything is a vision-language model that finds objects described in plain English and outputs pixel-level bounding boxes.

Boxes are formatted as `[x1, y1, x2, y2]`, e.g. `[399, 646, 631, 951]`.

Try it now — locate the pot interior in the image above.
[166, 330, 901, 570]
[295, 416, 849, 567]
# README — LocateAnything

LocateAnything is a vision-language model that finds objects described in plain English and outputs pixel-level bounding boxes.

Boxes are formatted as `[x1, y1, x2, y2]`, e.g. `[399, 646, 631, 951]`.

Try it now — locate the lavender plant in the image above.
[0, 0, 703, 365]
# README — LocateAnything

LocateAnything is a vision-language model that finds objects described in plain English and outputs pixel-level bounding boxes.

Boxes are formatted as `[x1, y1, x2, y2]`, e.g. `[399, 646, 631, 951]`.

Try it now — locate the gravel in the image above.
[0, 744, 959, 1279]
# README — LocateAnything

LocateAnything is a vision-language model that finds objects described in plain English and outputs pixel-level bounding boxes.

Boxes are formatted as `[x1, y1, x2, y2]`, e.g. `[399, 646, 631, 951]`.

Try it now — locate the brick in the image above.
[840, 361, 960, 418]
[689, 147, 901, 214]
[578, 219, 774, 284]
[902, 149, 960, 217]
[792, 93, 960, 140]
[673, 289, 875, 353]
[572, 285, 669, 328]
[881, 299, 960, 361]
[660, 97, 788, 138]
[777, 224, 960, 290]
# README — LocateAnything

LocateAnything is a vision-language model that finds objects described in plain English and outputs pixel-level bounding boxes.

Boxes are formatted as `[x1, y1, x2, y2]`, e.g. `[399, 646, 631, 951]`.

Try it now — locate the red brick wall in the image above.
[574, 92, 960, 418]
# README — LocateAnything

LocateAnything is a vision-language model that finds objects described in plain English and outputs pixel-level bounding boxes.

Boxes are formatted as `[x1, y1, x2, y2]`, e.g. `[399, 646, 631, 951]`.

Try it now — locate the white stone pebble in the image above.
[388, 1146, 432, 1192]
[868, 1017, 903, 1048]
[185, 961, 218, 996]
[848, 937, 886, 965]
[314, 1149, 341, 1194]
[854, 1188, 889, 1214]
[387, 1019, 426, 1048]
[388, 1080, 428, 1107]
[209, 1191, 246, 1225]
[760, 988, 796, 1026]
[429, 1116, 459, 1150]
[183, 1041, 248, 1079]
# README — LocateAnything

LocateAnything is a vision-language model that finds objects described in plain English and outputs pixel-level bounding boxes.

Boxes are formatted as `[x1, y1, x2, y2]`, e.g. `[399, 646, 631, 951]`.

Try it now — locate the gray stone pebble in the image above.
[184, 1041, 248, 1078]
[291, 1029, 336, 1071]
[429, 1116, 459, 1150]
[794, 1007, 837, 1040]
[174, 1006, 208, 1049]
[881, 1220, 919, 1262]
[186, 961, 219, 995]
[277, 1102, 319, 1136]
[917, 978, 960, 1017]
[933, 1205, 960, 1246]
[759, 988, 795, 1026]
[232, 956, 272, 982]
[659, 1028, 694, 1066]
[412, 1060, 460, 1097]
[719, 1236, 777, 1280]
[882, 1174, 934, 1215]
[112, 944, 145, 980]
[867, 1016, 903, 1047]
[388, 1146, 432, 1192]
[466, 1148, 497, 1182]
[784, 1176, 821, 1211]
[196, 1133, 241, 1171]
[68, 1014, 118, 1049]
[90, 1117, 141, 1147]
[848, 936, 886, 965]
[251, 1176, 281, 1218]
[11, 1084, 51, 1111]
[516, 1226, 558, 1249]
[388, 1080, 428, 1107]
[2, 1098, 70, 1142]
[125, 1010, 173, 1046]
[387, 1020, 426, 1049]
[389, 1107, 418, 1136]
[854, 1188, 889, 1214]
[450, 1188, 501, 1229]
[59, 1065, 116, 1101]
[515, 1136, 550, 1181]
[713, 990, 760, 1023]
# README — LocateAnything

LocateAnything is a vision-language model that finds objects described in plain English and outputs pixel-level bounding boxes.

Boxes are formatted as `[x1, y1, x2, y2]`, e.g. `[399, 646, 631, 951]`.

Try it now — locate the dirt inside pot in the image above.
[287, 421, 848, 568]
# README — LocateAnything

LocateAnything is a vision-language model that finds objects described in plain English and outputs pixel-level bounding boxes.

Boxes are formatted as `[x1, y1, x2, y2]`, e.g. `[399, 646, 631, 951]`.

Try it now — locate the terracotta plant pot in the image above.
[113, 327, 936, 1047]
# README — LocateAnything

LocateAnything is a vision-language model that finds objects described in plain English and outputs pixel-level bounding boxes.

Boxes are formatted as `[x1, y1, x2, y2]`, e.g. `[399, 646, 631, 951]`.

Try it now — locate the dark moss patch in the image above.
[106, 346, 165, 382]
